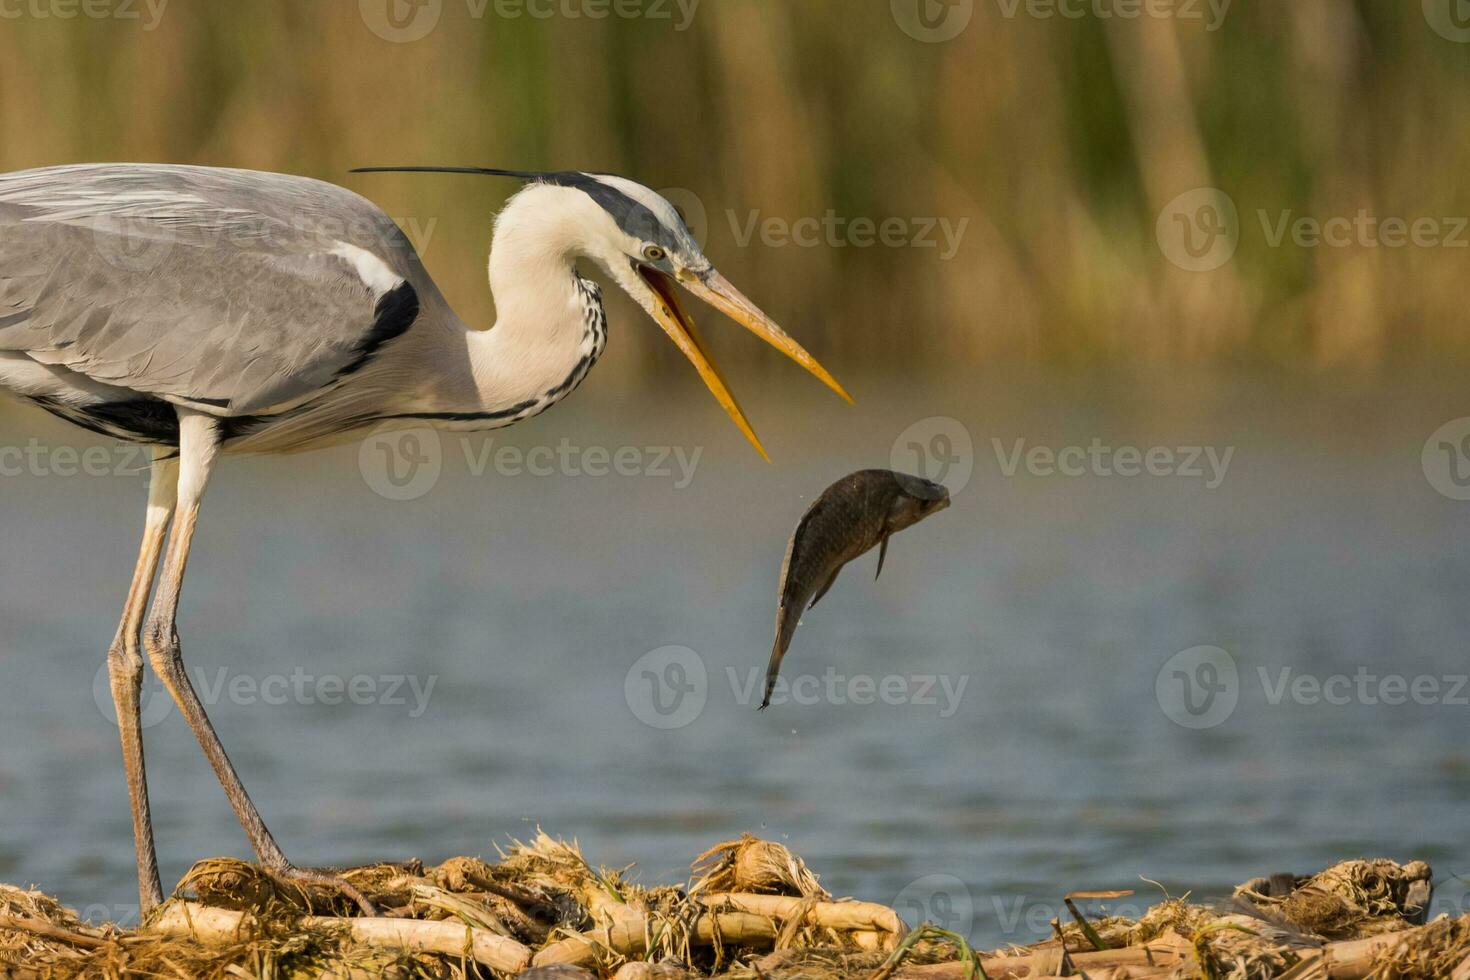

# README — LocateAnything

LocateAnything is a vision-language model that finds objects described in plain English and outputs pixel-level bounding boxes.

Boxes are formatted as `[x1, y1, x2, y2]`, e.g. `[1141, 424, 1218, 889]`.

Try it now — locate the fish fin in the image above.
[875, 534, 890, 580]
[808, 566, 843, 609]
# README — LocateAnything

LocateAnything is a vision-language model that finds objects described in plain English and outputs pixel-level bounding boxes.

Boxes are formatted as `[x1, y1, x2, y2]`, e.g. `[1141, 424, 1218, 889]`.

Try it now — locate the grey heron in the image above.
[0, 163, 850, 915]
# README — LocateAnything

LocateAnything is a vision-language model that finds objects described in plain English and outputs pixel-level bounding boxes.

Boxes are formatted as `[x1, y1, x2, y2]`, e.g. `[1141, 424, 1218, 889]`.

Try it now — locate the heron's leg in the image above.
[107, 452, 178, 913]
[143, 414, 376, 915]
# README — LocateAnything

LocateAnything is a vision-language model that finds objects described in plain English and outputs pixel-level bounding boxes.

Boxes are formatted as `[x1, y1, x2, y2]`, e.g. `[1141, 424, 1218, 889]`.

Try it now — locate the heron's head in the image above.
[352, 166, 852, 459]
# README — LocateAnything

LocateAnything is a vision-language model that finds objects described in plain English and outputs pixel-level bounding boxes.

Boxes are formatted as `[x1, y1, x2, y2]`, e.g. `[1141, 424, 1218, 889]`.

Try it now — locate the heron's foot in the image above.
[262, 862, 378, 916]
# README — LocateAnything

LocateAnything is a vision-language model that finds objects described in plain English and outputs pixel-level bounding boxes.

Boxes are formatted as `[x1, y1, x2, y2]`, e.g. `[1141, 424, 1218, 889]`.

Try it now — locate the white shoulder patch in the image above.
[331, 242, 404, 296]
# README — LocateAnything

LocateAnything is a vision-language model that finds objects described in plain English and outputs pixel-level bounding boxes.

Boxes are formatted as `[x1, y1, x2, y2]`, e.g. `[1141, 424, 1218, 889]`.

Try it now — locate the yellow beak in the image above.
[637, 265, 853, 460]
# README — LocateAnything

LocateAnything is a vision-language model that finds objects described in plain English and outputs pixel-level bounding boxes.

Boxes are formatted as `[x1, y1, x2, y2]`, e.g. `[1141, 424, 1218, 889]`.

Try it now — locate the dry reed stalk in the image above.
[533, 911, 780, 968]
[892, 941, 1188, 980]
[147, 900, 535, 973]
[696, 894, 905, 941]
[410, 882, 516, 937]
[0, 916, 108, 951]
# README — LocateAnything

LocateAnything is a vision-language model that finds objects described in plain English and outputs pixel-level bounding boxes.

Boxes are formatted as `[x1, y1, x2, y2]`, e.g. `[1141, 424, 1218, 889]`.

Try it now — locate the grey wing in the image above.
[0, 164, 423, 415]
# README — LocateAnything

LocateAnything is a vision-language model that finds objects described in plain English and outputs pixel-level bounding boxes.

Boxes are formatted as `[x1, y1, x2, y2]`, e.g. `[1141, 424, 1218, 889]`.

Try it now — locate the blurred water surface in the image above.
[1, 372, 1468, 947]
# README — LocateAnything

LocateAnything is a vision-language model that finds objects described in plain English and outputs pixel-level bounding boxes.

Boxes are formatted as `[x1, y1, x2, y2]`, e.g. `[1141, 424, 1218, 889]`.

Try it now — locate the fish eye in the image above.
[642, 244, 667, 262]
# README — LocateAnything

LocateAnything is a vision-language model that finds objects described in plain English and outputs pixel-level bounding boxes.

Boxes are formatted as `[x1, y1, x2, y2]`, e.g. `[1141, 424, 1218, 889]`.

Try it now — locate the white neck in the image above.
[414, 185, 611, 429]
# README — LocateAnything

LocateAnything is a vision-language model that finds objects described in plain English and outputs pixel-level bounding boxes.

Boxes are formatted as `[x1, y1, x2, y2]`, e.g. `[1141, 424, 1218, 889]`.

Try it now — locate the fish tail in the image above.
[760, 632, 787, 710]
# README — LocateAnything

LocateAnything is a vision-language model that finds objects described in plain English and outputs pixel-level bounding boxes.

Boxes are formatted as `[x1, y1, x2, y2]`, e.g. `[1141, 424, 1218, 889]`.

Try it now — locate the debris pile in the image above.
[1, 835, 1463, 978]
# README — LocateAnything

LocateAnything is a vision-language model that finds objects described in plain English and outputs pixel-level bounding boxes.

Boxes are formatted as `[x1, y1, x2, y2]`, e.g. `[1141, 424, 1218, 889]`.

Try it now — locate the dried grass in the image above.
[0, 842, 1460, 980]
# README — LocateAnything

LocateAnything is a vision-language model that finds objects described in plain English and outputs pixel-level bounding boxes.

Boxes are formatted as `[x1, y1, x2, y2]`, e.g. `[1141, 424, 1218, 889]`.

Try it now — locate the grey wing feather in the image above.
[0, 164, 424, 414]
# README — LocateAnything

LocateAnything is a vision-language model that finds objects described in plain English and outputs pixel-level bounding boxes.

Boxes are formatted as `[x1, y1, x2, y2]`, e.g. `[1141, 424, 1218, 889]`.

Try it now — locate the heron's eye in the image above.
[642, 245, 667, 263]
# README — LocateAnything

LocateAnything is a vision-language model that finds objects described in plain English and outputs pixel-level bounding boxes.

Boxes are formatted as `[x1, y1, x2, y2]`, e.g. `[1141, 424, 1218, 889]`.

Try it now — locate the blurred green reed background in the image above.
[2, 0, 1468, 384]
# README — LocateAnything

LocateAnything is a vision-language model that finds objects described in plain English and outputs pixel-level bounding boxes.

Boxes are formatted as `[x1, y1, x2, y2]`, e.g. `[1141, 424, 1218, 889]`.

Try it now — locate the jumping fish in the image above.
[759, 469, 950, 709]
